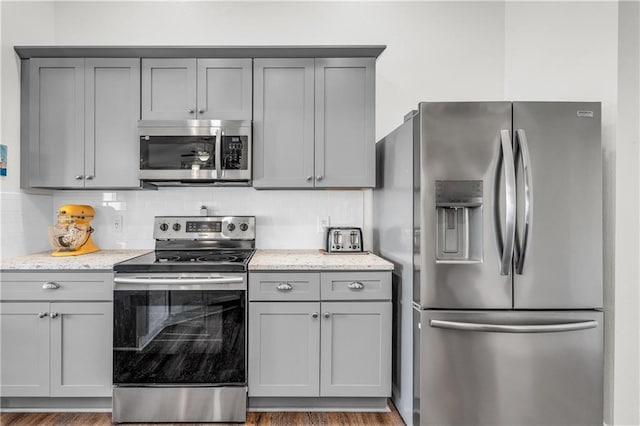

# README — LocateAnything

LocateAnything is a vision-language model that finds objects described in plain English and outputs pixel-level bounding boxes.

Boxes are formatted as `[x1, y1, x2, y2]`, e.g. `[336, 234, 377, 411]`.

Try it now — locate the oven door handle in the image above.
[113, 276, 246, 291]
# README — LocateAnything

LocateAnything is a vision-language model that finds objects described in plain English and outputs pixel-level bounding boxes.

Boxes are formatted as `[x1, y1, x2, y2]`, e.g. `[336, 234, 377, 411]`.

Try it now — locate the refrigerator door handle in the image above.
[496, 129, 516, 275]
[514, 129, 534, 274]
[429, 319, 597, 333]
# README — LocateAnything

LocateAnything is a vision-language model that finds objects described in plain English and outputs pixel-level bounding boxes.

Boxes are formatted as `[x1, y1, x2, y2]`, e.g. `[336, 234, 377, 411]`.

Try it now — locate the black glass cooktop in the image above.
[114, 249, 254, 273]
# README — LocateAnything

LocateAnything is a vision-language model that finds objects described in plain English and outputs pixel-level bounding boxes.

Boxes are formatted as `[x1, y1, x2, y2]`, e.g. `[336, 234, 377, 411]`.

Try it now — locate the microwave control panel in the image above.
[222, 136, 248, 170]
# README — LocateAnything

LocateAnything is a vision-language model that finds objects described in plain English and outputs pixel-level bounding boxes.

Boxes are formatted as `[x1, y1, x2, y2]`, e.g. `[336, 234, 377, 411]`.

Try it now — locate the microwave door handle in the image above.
[215, 128, 222, 179]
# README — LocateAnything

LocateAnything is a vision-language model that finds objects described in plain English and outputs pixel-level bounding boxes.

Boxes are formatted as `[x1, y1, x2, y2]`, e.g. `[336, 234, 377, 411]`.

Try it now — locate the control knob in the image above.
[173, 223, 181, 231]
[227, 223, 236, 232]
[239, 223, 249, 232]
[159, 223, 169, 231]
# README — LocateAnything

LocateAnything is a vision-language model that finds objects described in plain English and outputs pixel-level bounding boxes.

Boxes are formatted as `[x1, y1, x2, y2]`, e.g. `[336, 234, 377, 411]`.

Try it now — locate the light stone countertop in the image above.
[249, 249, 394, 271]
[1, 249, 151, 271]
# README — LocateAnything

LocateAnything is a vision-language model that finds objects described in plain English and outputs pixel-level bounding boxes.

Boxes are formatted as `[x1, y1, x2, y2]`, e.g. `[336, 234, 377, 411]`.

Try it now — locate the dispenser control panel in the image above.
[436, 180, 483, 205]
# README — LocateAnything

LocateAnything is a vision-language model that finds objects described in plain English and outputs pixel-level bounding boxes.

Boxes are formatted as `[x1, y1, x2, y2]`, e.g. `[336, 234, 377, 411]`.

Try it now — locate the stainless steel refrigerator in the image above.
[373, 102, 603, 426]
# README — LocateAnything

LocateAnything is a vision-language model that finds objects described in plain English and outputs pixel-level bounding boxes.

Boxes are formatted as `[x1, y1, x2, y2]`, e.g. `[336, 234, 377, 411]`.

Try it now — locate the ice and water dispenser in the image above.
[435, 180, 483, 263]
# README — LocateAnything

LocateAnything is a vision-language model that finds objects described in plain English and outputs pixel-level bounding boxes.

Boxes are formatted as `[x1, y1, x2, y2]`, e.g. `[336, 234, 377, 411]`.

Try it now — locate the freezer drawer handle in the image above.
[429, 319, 597, 333]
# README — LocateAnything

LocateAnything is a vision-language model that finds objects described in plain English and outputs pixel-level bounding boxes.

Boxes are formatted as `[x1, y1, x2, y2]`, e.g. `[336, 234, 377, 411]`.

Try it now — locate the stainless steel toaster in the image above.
[326, 227, 363, 252]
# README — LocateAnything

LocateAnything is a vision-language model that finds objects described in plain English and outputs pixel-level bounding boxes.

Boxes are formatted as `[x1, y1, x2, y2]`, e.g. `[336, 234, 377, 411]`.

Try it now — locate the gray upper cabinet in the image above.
[142, 58, 252, 120]
[253, 59, 315, 188]
[315, 58, 375, 188]
[24, 58, 140, 189]
[253, 58, 376, 189]
[84, 59, 140, 188]
[28, 58, 85, 188]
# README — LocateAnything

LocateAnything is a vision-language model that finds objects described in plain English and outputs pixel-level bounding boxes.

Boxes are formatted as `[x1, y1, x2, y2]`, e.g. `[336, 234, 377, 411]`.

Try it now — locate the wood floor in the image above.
[0, 403, 405, 425]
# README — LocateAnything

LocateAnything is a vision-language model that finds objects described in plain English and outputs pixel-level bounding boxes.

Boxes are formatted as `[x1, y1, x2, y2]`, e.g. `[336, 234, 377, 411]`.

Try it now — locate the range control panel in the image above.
[154, 216, 255, 240]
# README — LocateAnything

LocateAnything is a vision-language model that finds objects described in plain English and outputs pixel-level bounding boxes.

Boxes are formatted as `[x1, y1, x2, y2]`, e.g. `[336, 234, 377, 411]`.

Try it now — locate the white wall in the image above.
[0, 2, 55, 259]
[614, 1, 640, 424]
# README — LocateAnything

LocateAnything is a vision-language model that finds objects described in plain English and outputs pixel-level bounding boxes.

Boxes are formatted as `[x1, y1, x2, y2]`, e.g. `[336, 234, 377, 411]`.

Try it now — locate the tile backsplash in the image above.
[52, 187, 366, 250]
[0, 192, 54, 259]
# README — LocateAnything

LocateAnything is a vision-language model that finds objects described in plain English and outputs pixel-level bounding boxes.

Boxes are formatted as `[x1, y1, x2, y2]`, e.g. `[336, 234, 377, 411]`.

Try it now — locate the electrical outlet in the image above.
[113, 215, 123, 233]
[317, 216, 331, 233]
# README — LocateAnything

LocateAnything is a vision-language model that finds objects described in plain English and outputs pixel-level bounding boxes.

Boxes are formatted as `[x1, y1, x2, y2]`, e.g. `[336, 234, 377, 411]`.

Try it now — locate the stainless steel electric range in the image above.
[111, 216, 255, 424]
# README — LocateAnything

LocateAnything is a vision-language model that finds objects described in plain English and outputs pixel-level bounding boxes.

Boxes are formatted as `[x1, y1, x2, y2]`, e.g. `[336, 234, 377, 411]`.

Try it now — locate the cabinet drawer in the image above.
[249, 273, 320, 301]
[321, 272, 391, 301]
[0, 272, 113, 301]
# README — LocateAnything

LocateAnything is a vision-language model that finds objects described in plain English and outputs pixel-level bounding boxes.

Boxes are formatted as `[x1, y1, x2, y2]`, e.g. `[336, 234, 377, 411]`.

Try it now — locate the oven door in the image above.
[138, 120, 251, 182]
[113, 274, 246, 386]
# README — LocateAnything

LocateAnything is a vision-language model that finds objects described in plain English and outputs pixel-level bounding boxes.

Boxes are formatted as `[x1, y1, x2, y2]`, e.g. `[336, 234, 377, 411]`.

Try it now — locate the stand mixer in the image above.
[48, 204, 100, 256]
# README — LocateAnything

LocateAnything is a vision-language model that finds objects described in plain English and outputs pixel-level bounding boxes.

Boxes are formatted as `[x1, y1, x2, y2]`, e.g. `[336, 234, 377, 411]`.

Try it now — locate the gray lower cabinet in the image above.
[24, 58, 140, 189]
[142, 58, 252, 120]
[0, 272, 113, 398]
[248, 271, 391, 398]
[248, 301, 320, 396]
[253, 58, 375, 189]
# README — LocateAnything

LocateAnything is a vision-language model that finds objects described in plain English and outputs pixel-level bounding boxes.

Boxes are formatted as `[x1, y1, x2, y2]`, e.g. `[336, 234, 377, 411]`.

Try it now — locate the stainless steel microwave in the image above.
[138, 120, 251, 185]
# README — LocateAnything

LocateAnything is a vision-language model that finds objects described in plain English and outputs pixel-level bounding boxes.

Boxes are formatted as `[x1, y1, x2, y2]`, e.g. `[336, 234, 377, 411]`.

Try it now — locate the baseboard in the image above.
[0, 397, 111, 412]
[248, 396, 390, 412]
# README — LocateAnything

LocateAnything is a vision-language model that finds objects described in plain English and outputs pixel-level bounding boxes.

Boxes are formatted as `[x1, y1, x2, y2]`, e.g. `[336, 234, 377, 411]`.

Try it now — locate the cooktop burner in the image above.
[114, 249, 254, 273]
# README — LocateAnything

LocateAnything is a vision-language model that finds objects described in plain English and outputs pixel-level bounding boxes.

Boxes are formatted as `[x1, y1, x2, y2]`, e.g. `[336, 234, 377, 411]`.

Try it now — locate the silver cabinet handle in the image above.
[306, 176, 313, 182]
[276, 283, 293, 291]
[85, 175, 94, 180]
[430, 319, 597, 333]
[38, 312, 48, 319]
[50, 312, 59, 319]
[311, 312, 319, 319]
[43, 281, 60, 290]
[323, 312, 331, 319]
[188, 109, 195, 114]
[198, 109, 205, 114]
[514, 129, 533, 274]
[74, 175, 84, 180]
[347, 282, 364, 290]
[316, 175, 323, 181]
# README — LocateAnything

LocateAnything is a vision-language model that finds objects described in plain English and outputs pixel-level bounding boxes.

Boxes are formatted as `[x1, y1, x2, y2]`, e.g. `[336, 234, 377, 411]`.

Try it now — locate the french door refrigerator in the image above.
[373, 102, 603, 426]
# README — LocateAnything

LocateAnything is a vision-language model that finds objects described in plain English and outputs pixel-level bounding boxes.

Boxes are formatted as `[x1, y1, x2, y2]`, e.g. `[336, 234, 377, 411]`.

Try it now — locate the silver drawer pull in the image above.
[347, 281, 364, 290]
[323, 312, 331, 319]
[276, 283, 293, 291]
[43, 282, 60, 290]
[311, 312, 319, 319]
[50, 312, 59, 319]
[38, 312, 48, 319]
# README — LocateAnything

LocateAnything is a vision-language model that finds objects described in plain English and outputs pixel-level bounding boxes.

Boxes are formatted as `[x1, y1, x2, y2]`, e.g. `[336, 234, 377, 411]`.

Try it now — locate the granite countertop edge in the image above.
[248, 249, 394, 271]
[1, 249, 152, 271]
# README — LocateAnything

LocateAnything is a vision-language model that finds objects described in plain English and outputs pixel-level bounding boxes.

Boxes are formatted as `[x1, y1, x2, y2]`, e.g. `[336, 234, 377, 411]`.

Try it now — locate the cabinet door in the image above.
[0, 302, 50, 397]
[320, 301, 391, 397]
[85, 58, 140, 188]
[248, 302, 320, 396]
[197, 58, 252, 120]
[253, 59, 315, 188]
[315, 58, 375, 188]
[49, 302, 112, 397]
[28, 58, 85, 188]
[141, 59, 197, 120]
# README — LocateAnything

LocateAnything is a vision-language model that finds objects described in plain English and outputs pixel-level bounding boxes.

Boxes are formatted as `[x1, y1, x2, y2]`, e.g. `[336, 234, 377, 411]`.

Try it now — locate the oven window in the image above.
[113, 290, 245, 385]
[140, 136, 216, 170]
